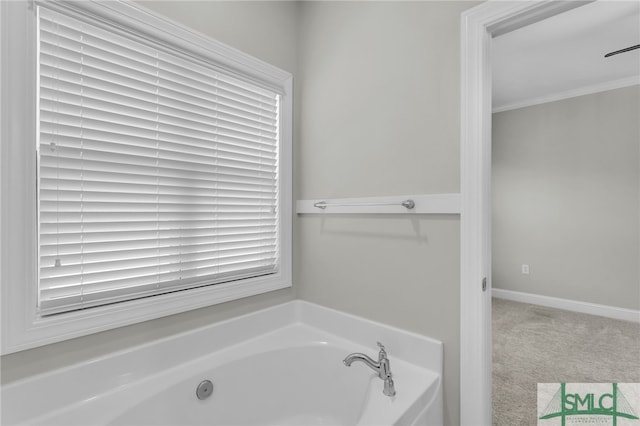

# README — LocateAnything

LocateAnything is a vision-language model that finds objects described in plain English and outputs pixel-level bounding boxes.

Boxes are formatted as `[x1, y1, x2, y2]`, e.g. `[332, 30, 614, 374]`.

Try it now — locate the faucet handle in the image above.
[377, 341, 387, 358]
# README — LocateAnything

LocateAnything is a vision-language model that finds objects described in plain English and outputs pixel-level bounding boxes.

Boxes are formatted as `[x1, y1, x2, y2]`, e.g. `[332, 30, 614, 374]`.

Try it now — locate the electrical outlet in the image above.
[521, 264, 530, 275]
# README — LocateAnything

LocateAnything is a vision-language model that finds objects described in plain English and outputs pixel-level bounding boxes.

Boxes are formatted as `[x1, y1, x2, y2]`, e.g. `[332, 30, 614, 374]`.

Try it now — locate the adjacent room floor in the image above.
[492, 298, 640, 426]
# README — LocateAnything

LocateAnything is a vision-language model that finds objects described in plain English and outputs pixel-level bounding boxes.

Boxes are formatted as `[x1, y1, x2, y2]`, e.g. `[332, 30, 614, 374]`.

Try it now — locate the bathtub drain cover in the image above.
[196, 379, 214, 400]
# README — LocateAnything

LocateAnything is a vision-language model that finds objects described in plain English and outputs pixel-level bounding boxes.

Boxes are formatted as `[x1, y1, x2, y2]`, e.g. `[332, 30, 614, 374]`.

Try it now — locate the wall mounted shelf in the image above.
[296, 194, 461, 215]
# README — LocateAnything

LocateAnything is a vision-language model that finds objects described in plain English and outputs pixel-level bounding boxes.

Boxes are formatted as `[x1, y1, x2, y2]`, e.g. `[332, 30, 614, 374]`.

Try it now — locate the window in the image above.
[1, 0, 292, 353]
[38, 6, 282, 315]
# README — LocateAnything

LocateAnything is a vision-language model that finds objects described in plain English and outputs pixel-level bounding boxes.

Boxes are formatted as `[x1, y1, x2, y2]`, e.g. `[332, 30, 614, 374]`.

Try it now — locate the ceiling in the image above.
[492, 0, 640, 112]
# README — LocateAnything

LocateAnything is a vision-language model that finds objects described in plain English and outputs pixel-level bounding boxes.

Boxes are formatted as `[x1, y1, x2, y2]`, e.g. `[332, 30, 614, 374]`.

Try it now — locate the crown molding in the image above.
[493, 76, 640, 113]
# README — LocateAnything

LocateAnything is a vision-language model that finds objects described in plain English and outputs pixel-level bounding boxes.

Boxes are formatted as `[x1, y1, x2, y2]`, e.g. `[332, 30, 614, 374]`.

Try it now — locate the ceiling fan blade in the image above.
[604, 44, 640, 58]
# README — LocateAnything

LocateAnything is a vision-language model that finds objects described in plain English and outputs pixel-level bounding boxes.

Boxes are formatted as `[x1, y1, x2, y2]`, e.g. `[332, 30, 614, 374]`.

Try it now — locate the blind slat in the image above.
[40, 232, 278, 255]
[40, 264, 277, 315]
[40, 153, 278, 181]
[41, 249, 278, 281]
[40, 238, 277, 264]
[39, 138, 278, 169]
[40, 69, 276, 124]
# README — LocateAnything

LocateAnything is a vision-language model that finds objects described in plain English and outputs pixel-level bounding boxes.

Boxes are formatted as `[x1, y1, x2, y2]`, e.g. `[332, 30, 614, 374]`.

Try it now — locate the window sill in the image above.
[2, 274, 291, 355]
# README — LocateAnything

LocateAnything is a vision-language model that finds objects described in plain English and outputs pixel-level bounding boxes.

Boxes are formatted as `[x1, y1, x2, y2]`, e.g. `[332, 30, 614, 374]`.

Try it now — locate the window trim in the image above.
[1, 0, 293, 355]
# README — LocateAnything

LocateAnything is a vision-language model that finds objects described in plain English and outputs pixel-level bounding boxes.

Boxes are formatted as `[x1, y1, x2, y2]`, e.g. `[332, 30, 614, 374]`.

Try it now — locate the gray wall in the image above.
[2, 2, 478, 424]
[295, 3, 475, 424]
[492, 86, 640, 310]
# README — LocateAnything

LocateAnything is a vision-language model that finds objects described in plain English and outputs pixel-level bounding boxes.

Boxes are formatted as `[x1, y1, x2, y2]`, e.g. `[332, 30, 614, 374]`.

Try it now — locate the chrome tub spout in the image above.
[343, 342, 396, 397]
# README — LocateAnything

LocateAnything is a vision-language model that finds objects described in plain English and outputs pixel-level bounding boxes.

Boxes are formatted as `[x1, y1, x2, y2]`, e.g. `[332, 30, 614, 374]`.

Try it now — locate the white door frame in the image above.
[459, 1, 590, 424]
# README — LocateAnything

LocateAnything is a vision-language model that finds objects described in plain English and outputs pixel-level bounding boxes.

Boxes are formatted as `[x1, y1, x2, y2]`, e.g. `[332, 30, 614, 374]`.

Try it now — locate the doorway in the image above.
[459, 2, 602, 424]
[461, 1, 640, 423]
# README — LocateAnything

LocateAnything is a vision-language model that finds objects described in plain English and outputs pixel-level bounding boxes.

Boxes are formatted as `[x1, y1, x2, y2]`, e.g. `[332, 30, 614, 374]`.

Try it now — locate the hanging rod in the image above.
[296, 194, 461, 214]
[314, 199, 415, 210]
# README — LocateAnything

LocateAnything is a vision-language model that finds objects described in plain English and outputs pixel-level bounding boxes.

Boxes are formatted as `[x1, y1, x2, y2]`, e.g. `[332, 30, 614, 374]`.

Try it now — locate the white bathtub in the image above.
[1, 301, 443, 425]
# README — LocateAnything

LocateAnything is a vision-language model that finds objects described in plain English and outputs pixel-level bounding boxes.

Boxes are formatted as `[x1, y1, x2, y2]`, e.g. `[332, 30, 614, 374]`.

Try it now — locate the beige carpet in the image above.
[492, 298, 640, 426]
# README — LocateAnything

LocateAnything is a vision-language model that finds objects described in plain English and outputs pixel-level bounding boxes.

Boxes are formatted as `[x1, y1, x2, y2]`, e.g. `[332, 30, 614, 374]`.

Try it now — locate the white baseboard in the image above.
[492, 288, 640, 323]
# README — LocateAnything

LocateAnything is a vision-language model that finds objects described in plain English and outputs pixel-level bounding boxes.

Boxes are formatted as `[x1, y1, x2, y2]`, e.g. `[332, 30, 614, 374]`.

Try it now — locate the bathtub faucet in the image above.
[343, 342, 396, 397]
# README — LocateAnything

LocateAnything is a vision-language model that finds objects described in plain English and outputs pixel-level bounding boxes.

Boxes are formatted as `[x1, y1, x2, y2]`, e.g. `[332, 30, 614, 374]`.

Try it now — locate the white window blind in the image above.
[37, 6, 281, 315]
